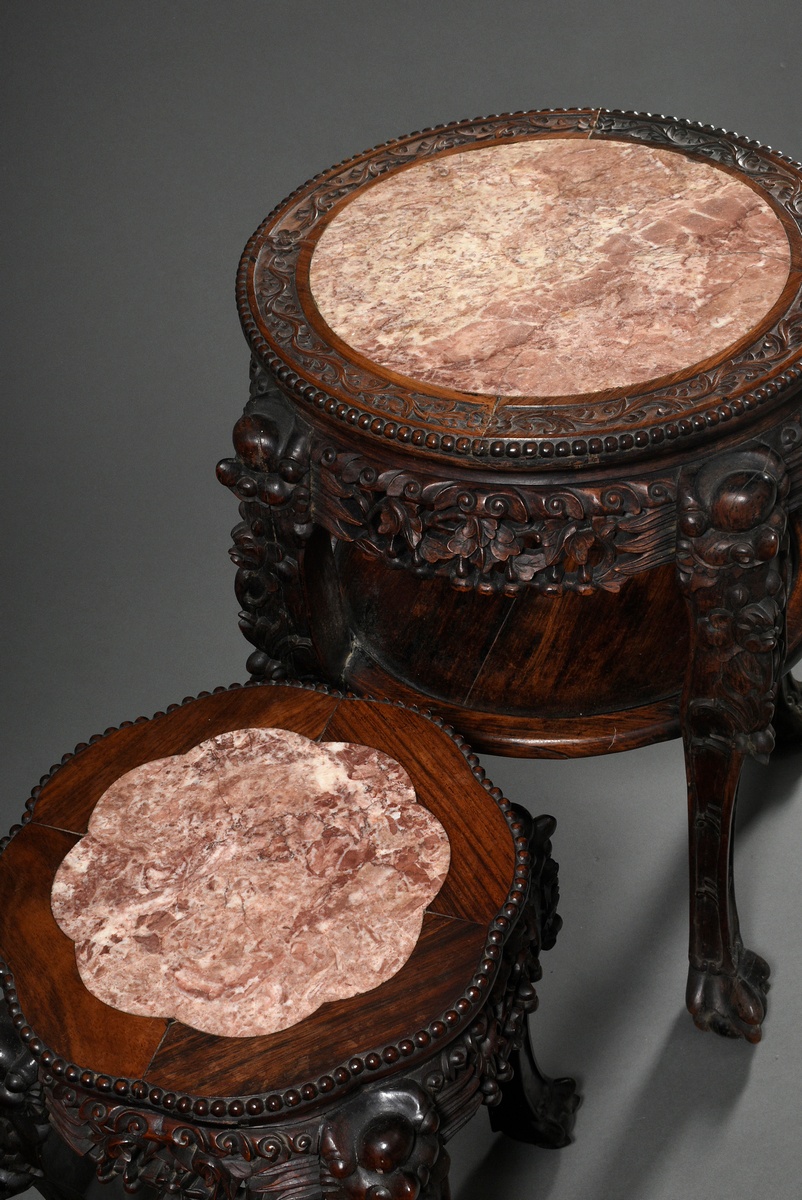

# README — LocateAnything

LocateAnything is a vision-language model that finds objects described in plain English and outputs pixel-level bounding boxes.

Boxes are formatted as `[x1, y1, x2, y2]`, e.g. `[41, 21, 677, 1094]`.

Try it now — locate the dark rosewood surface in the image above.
[0, 684, 578, 1200]
[220, 109, 802, 1044]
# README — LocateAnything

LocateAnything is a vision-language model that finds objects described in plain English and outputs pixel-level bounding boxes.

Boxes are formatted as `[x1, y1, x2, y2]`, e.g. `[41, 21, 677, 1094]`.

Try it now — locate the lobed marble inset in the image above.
[51, 728, 451, 1038]
[309, 138, 791, 398]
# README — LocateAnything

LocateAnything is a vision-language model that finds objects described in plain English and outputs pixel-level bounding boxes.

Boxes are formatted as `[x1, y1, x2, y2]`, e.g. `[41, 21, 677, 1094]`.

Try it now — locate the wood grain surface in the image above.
[1, 687, 517, 1095]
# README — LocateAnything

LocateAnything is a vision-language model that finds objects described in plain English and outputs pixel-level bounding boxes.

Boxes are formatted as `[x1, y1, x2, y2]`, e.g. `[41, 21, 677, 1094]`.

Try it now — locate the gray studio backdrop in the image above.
[3, 4, 801, 1199]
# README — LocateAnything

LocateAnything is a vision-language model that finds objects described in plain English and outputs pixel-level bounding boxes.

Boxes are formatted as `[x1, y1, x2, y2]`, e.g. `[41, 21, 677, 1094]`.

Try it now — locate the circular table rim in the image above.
[238, 107, 802, 470]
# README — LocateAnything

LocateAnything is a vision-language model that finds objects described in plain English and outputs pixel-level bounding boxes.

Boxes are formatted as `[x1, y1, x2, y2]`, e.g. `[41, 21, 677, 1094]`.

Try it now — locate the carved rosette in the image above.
[677, 446, 790, 760]
[217, 365, 316, 680]
[320, 1082, 447, 1200]
[312, 443, 676, 595]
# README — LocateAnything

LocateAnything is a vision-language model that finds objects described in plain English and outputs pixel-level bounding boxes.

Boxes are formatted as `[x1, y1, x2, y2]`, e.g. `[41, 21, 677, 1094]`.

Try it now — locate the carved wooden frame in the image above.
[0, 683, 578, 1199]
[218, 373, 802, 646]
[217, 395, 802, 1042]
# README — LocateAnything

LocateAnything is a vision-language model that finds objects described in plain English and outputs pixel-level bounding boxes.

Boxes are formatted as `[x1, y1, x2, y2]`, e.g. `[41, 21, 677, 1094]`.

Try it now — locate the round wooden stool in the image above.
[0, 683, 577, 1199]
[219, 107, 802, 1043]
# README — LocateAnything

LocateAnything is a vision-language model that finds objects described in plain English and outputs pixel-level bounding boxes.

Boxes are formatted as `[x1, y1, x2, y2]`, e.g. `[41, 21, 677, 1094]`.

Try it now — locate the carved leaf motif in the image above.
[376, 497, 423, 547]
[734, 600, 783, 653]
[309, 444, 677, 594]
[421, 515, 521, 569]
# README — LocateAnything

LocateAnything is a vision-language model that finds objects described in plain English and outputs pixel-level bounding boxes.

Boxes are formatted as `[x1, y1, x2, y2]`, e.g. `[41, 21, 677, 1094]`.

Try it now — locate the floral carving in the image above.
[320, 1083, 446, 1200]
[216, 366, 316, 679]
[677, 446, 789, 759]
[313, 444, 676, 594]
[46, 1087, 319, 1200]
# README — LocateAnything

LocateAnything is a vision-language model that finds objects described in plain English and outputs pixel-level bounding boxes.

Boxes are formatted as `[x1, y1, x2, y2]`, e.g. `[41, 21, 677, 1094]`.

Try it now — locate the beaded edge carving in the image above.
[0, 680, 533, 1123]
[239, 108, 802, 468]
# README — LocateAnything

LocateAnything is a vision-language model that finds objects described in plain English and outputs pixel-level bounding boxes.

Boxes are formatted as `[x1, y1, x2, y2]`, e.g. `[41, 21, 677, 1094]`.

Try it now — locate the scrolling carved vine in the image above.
[312, 444, 677, 595]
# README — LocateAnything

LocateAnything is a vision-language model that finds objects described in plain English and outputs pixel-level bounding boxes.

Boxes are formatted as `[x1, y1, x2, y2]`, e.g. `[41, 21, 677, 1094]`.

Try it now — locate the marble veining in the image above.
[51, 728, 450, 1038]
[309, 138, 791, 397]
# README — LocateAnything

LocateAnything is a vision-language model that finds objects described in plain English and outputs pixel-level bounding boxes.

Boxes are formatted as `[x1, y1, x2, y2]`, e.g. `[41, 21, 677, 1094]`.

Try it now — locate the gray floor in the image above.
[447, 741, 802, 1199]
[3, 3, 802, 1197]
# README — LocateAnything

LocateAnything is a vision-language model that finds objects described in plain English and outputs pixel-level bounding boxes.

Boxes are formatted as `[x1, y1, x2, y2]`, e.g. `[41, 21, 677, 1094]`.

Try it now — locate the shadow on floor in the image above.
[577, 1011, 754, 1200]
[738, 742, 802, 831]
[454, 741, 802, 1200]
[453, 1125, 565, 1200]
[455, 1010, 755, 1200]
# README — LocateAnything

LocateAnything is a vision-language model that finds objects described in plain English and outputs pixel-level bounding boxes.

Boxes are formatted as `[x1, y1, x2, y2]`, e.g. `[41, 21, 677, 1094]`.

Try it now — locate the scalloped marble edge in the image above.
[0, 678, 537, 1122]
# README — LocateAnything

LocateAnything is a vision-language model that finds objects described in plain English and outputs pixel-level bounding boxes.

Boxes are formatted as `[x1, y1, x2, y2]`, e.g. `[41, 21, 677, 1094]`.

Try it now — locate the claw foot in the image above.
[488, 1034, 580, 1148]
[686, 950, 770, 1043]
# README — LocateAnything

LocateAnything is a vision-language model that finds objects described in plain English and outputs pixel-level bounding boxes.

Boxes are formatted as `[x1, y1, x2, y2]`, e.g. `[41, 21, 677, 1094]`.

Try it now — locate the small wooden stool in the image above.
[0, 683, 577, 1200]
[220, 107, 802, 1042]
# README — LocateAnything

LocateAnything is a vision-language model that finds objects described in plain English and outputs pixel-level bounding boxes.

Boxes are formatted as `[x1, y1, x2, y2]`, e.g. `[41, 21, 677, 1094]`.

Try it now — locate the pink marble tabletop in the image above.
[309, 138, 791, 397]
[51, 727, 451, 1038]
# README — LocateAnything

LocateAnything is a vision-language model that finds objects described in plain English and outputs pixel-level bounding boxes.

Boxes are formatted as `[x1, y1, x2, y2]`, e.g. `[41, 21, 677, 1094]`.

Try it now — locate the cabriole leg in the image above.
[677, 448, 789, 1041]
[489, 810, 579, 1146]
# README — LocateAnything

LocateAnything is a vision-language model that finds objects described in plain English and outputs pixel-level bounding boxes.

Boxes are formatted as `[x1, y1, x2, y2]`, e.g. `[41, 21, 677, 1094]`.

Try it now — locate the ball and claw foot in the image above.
[686, 949, 771, 1043]
[488, 1033, 580, 1149]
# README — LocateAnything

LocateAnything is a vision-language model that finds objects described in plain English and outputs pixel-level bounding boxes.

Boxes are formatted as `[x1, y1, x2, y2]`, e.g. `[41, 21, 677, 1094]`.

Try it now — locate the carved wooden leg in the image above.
[772, 671, 802, 745]
[320, 1081, 450, 1200]
[683, 741, 771, 1040]
[0, 1001, 50, 1198]
[217, 365, 316, 682]
[489, 810, 579, 1146]
[677, 448, 789, 1041]
[488, 1018, 579, 1148]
